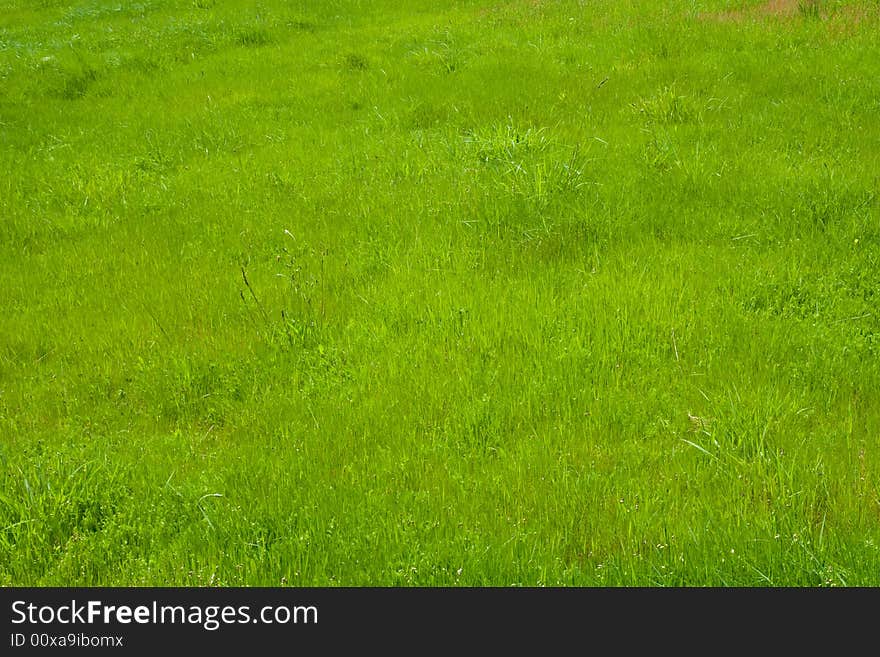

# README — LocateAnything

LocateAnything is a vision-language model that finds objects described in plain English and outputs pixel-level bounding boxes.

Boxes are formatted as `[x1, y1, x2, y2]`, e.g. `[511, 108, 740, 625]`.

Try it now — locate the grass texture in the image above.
[1, 0, 879, 585]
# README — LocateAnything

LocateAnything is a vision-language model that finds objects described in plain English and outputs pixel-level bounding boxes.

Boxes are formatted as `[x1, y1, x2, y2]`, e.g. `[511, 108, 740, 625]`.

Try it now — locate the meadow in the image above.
[1, 0, 878, 586]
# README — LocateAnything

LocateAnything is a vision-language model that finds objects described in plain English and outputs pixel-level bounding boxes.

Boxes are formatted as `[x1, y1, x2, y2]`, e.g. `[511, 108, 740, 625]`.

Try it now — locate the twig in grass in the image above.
[138, 301, 171, 344]
[197, 493, 223, 530]
[241, 266, 270, 324]
[831, 312, 872, 324]
[681, 438, 717, 461]
[747, 561, 774, 585]
[320, 250, 326, 322]
[35, 349, 55, 364]
[306, 404, 319, 430]
[1, 519, 34, 533]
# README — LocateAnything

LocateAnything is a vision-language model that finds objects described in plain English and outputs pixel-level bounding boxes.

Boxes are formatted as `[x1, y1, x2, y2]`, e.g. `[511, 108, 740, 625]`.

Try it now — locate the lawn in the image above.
[1, 0, 878, 585]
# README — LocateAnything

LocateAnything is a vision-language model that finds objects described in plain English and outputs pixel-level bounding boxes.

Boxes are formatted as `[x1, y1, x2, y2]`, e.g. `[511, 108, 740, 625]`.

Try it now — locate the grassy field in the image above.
[1, 0, 878, 586]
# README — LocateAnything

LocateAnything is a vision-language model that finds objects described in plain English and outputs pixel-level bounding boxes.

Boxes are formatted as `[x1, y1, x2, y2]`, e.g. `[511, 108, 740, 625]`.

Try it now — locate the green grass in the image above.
[1, 0, 879, 586]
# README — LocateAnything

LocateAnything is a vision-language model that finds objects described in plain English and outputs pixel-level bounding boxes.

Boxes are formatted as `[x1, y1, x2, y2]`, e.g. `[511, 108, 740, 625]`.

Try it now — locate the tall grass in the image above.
[1, 0, 878, 586]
